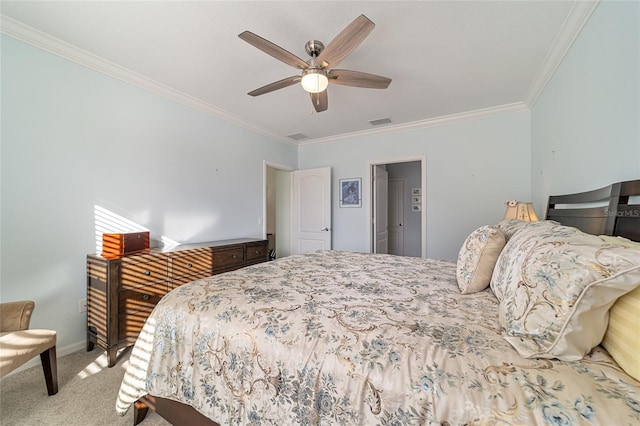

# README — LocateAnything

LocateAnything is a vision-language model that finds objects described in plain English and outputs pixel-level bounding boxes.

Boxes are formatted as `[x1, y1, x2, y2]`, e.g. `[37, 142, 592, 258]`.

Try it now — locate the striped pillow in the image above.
[602, 286, 640, 381]
[600, 236, 640, 381]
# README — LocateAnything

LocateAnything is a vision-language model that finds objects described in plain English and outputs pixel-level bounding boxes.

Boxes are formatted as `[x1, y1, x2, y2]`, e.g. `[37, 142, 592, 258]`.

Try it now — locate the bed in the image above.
[116, 179, 640, 425]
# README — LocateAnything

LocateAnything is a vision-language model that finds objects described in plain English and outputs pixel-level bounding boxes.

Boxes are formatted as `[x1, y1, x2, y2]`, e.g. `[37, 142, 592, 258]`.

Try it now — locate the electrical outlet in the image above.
[79, 299, 87, 313]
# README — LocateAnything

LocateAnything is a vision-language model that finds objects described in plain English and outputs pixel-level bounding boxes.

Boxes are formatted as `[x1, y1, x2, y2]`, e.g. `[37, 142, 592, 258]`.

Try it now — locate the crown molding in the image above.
[524, 0, 599, 108]
[299, 102, 530, 146]
[0, 15, 296, 147]
[2, 0, 596, 150]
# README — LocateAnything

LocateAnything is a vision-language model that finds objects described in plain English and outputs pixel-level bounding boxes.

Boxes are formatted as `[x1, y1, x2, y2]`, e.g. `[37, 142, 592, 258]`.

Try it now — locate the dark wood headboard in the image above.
[546, 179, 640, 241]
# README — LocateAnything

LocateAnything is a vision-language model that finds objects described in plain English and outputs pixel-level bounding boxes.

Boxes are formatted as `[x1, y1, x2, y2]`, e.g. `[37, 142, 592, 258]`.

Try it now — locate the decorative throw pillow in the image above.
[495, 219, 559, 242]
[495, 219, 531, 241]
[602, 285, 640, 381]
[599, 235, 640, 381]
[493, 223, 640, 361]
[598, 235, 639, 247]
[456, 226, 506, 294]
[490, 220, 558, 301]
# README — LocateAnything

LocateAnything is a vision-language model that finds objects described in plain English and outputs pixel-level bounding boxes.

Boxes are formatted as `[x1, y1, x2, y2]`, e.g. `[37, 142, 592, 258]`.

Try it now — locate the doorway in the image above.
[264, 162, 294, 259]
[368, 156, 426, 257]
[264, 163, 332, 259]
[388, 178, 405, 256]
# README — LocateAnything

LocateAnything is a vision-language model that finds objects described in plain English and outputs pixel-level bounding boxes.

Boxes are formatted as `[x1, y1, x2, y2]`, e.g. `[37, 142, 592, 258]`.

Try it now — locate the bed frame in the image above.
[132, 178, 640, 426]
[546, 179, 640, 241]
[134, 396, 216, 426]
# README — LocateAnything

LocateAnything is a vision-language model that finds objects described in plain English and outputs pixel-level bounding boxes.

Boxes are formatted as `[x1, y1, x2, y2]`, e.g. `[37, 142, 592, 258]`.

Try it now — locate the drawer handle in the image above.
[232, 254, 238, 259]
[143, 270, 151, 276]
[255, 250, 260, 255]
[142, 294, 150, 301]
[187, 263, 193, 268]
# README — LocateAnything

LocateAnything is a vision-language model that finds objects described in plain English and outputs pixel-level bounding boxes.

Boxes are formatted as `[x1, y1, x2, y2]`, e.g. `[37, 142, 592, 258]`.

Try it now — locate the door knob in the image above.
[399, 223, 403, 226]
[321, 227, 329, 231]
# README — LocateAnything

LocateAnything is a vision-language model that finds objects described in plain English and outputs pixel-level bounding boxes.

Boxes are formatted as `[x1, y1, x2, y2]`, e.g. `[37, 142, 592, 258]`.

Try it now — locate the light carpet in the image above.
[0, 348, 169, 426]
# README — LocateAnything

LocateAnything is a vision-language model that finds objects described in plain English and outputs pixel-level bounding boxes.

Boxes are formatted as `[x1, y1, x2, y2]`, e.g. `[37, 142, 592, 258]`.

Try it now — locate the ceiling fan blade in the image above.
[310, 90, 328, 113]
[316, 15, 375, 68]
[248, 76, 301, 97]
[328, 69, 391, 89]
[239, 31, 309, 70]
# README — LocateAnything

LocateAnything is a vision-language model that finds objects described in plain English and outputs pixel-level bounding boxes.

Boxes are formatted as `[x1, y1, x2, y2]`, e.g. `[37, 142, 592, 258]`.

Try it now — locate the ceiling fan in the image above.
[239, 14, 391, 113]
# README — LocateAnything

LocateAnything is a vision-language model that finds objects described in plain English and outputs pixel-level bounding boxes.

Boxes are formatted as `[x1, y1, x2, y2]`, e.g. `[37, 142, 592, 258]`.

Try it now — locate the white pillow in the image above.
[493, 223, 640, 361]
[456, 226, 506, 294]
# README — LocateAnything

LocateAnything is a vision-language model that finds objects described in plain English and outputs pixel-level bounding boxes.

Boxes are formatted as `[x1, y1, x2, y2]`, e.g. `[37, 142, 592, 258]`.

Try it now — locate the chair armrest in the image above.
[0, 300, 35, 332]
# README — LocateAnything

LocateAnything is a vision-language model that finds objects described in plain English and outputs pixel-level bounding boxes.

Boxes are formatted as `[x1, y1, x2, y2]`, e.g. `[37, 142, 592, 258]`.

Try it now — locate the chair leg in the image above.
[40, 345, 58, 395]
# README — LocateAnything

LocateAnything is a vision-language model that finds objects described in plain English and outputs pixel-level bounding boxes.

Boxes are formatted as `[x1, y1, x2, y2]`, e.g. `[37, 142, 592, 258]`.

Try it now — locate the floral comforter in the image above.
[116, 250, 640, 425]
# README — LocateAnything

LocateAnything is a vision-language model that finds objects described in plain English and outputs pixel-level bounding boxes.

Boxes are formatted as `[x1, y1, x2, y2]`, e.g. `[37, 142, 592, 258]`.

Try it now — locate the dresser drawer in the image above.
[120, 258, 168, 288]
[87, 238, 268, 368]
[245, 242, 268, 262]
[171, 252, 213, 278]
[170, 270, 212, 290]
[119, 308, 153, 341]
[212, 246, 244, 270]
[119, 283, 166, 314]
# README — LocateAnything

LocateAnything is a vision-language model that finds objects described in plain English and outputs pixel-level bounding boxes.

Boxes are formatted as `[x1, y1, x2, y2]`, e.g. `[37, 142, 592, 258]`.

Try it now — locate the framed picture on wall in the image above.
[339, 178, 362, 208]
[411, 188, 421, 196]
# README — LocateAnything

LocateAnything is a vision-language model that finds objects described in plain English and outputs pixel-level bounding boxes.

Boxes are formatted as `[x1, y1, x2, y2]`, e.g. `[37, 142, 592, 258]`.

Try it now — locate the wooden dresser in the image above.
[86, 238, 268, 367]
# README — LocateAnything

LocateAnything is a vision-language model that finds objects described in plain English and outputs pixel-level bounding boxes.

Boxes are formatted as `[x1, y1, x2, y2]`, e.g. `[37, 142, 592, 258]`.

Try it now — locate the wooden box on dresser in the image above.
[86, 238, 268, 367]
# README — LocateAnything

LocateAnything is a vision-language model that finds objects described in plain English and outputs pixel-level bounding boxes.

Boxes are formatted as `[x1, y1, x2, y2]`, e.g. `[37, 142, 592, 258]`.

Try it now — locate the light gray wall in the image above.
[531, 1, 640, 213]
[3, 0, 636, 356]
[299, 111, 532, 260]
[0, 35, 297, 351]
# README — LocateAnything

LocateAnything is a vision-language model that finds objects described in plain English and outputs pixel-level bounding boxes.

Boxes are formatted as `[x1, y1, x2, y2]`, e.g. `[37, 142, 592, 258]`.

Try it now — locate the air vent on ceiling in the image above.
[287, 133, 308, 141]
[368, 117, 393, 126]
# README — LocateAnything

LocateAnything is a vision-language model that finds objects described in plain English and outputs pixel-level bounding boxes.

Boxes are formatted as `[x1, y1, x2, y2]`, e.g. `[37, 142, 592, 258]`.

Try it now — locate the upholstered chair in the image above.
[0, 300, 58, 395]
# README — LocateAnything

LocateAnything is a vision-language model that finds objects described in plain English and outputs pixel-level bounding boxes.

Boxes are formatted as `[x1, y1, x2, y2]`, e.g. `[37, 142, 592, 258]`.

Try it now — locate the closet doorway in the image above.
[264, 162, 293, 259]
[368, 156, 426, 258]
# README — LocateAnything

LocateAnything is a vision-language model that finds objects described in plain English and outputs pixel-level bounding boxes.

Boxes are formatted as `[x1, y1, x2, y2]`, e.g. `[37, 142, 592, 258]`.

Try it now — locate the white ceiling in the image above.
[1, 1, 597, 144]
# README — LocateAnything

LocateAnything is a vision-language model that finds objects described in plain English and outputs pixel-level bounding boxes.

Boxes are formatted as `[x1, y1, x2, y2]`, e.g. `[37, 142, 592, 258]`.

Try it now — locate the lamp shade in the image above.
[301, 70, 328, 93]
[503, 200, 538, 222]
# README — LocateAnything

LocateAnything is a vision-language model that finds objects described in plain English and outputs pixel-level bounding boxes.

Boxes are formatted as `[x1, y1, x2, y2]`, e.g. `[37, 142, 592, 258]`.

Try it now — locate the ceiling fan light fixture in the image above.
[240, 15, 389, 111]
[301, 69, 328, 93]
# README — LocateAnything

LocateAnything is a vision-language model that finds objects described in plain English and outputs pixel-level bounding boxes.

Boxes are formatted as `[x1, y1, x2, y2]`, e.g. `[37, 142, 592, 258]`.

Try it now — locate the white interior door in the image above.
[373, 165, 389, 253]
[291, 167, 331, 254]
[388, 179, 405, 256]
